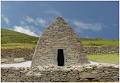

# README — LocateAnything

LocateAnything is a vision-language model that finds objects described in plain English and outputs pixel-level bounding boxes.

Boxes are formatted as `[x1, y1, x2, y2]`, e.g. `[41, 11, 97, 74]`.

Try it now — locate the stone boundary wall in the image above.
[83, 46, 119, 54]
[1, 64, 119, 82]
[1, 48, 35, 60]
[1, 46, 118, 59]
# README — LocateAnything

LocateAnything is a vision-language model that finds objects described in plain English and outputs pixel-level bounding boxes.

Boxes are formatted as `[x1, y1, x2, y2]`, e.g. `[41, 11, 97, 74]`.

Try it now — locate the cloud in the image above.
[2, 15, 9, 24]
[24, 16, 47, 27]
[25, 16, 34, 23]
[14, 26, 39, 37]
[73, 20, 102, 31]
[20, 21, 26, 25]
[35, 18, 47, 27]
[44, 10, 61, 16]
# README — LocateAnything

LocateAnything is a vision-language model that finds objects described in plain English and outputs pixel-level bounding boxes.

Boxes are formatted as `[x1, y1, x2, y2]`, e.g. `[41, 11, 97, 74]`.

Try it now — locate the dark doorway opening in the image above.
[57, 49, 64, 66]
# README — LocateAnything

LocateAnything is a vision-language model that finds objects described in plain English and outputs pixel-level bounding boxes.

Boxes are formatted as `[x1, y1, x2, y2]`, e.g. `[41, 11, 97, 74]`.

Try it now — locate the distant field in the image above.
[1, 28, 119, 49]
[81, 39, 118, 46]
[87, 53, 119, 64]
[2, 43, 36, 49]
[2, 40, 118, 49]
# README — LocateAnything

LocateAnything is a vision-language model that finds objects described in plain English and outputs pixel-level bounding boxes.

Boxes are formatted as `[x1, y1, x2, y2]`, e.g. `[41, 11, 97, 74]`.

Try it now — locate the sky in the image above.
[1, 1, 119, 39]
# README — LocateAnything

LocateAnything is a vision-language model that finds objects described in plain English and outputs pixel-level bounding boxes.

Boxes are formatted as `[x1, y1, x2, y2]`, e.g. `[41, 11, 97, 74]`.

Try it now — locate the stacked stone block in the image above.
[32, 17, 88, 67]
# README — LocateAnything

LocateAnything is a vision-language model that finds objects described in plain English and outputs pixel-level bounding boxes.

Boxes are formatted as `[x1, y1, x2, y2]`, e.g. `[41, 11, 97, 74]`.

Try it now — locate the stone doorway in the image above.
[57, 49, 64, 66]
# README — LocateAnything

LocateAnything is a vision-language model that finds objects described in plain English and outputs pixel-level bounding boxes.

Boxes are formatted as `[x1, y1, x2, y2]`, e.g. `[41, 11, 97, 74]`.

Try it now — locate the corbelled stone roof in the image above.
[31, 16, 88, 67]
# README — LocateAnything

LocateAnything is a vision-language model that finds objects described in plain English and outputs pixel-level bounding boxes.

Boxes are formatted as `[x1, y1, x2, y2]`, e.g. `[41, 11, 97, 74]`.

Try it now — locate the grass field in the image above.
[2, 43, 36, 49]
[1, 28, 38, 44]
[81, 39, 118, 46]
[1, 28, 118, 49]
[87, 53, 119, 64]
[2, 40, 118, 49]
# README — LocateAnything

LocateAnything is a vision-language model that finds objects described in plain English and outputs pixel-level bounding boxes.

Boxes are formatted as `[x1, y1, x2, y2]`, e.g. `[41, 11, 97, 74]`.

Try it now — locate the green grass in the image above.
[1, 43, 36, 49]
[81, 39, 118, 46]
[1, 28, 119, 49]
[87, 53, 119, 64]
[1, 28, 38, 44]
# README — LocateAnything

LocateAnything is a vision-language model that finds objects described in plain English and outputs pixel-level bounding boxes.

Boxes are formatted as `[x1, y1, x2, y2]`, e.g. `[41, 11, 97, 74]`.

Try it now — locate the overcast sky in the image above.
[1, 1, 119, 39]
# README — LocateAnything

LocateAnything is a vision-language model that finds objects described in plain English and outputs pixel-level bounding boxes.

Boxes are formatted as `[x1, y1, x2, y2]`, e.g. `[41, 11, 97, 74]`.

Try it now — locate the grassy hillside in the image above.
[1, 28, 118, 49]
[80, 39, 118, 46]
[1, 28, 38, 44]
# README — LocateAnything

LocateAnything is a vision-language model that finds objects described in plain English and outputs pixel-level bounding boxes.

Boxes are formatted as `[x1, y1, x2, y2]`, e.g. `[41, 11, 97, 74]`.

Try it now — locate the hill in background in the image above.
[1, 28, 118, 49]
[1, 28, 38, 44]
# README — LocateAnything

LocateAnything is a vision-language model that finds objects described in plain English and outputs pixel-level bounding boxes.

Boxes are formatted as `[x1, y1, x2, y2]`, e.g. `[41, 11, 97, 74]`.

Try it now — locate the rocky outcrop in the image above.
[1, 64, 119, 82]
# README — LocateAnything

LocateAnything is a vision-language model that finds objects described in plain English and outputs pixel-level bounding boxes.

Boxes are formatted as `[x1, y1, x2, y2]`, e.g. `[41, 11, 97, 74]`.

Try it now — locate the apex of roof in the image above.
[55, 16, 64, 20]
[50, 16, 68, 26]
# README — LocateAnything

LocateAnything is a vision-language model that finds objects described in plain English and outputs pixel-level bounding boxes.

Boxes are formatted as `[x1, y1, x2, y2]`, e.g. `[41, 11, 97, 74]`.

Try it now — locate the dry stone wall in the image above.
[1, 64, 119, 82]
[1, 46, 118, 59]
[1, 46, 118, 63]
[1, 48, 34, 60]
[83, 46, 119, 54]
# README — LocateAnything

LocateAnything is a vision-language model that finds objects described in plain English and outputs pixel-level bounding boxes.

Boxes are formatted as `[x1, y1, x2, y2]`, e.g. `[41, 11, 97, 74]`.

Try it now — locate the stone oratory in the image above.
[31, 16, 88, 67]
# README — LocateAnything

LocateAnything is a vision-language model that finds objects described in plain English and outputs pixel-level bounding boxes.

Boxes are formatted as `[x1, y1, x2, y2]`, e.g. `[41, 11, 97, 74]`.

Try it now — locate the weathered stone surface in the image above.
[1, 46, 118, 63]
[1, 64, 119, 82]
[1, 48, 34, 61]
[14, 58, 25, 63]
[32, 17, 88, 67]
[1, 58, 8, 63]
[83, 46, 119, 54]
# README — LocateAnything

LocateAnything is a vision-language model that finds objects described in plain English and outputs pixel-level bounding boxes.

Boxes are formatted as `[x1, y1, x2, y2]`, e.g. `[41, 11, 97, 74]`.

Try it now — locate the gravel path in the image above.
[1, 61, 32, 68]
[1, 61, 98, 68]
